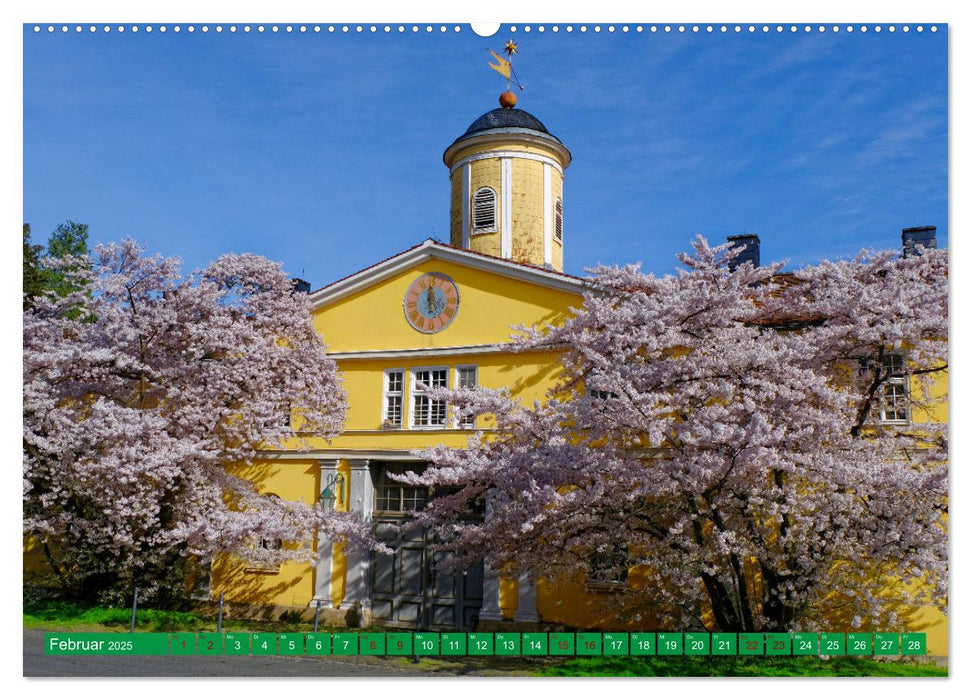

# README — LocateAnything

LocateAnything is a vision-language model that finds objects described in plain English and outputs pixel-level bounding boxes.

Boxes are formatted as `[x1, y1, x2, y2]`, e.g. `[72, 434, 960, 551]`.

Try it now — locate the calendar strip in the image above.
[43, 631, 926, 657]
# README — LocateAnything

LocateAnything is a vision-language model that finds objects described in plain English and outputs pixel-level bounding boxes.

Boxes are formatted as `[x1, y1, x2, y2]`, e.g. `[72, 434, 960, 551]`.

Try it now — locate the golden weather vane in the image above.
[487, 40, 524, 108]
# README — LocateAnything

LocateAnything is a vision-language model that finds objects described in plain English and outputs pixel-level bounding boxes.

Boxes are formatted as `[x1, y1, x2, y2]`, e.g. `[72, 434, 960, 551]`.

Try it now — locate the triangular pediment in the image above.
[309, 239, 588, 309]
[309, 240, 588, 354]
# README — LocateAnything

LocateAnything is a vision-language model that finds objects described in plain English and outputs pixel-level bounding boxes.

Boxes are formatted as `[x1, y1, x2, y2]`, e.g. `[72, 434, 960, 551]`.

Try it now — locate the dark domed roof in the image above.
[443, 106, 571, 167]
[453, 108, 563, 146]
[462, 108, 551, 136]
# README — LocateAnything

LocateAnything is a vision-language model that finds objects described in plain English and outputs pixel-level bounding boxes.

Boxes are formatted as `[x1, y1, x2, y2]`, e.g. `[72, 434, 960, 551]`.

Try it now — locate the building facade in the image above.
[208, 101, 946, 653]
[216, 104, 590, 630]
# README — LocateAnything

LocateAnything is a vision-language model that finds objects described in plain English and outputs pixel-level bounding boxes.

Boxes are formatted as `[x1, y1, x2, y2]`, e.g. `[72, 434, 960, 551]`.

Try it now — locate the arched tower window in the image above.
[472, 187, 497, 233]
[554, 197, 564, 242]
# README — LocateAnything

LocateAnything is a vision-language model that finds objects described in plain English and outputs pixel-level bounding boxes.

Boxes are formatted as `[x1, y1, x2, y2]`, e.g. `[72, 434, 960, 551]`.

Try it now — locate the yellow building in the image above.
[217, 102, 585, 630]
[209, 100, 947, 654]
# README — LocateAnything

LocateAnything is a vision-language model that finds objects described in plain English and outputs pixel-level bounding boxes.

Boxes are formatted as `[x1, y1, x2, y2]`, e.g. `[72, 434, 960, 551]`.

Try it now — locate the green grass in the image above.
[23, 599, 323, 633]
[537, 655, 946, 677]
[24, 600, 211, 632]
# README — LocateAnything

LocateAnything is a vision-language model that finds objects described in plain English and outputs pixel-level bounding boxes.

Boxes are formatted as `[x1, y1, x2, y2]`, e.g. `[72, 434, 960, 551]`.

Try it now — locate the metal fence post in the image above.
[217, 592, 224, 634]
[129, 587, 139, 633]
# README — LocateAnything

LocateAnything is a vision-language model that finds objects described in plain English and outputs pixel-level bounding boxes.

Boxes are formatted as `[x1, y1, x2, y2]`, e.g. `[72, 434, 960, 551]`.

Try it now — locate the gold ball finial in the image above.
[499, 90, 518, 109]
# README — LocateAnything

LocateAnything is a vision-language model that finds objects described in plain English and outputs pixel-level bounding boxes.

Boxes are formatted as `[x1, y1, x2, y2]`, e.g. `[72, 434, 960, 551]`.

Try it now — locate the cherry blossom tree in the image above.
[24, 239, 367, 603]
[405, 238, 947, 632]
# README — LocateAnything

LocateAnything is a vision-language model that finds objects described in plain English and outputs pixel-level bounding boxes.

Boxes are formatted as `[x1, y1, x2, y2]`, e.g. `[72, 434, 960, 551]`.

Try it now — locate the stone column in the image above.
[341, 459, 374, 624]
[513, 573, 540, 623]
[478, 489, 504, 622]
[312, 459, 341, 608]
[478, 561, 505, 622]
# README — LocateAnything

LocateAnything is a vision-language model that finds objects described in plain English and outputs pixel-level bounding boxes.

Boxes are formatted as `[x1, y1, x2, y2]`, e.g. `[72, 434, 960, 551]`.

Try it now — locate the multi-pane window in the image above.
[472, 187, 497, 233]
[872, 353, 910, 423]
[554, 197, 564, 242]
[383, 369, 404, 428]
[455, 366, 477, 428]
[412, 368, 448, 428]
[374, 464, 429, 513]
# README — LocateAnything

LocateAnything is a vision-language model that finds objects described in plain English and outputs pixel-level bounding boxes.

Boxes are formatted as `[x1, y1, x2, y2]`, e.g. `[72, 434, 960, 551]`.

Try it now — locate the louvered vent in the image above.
[472, 187, 497, 232]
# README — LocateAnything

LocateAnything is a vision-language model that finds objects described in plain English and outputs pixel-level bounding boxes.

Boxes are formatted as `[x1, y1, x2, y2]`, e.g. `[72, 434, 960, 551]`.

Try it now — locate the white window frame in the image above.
[471, 186, 498, 235]
[874, 353, 911, 425]
[453, 365, 478, 429]
[410, 366, 450, 429]
[382, 368, 405, 429]
[554, 196, 564, 243]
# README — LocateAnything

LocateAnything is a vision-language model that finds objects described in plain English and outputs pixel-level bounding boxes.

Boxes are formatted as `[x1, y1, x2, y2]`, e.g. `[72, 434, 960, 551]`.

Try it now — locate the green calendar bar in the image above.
[39, 630, 933, 657]
[414, 633, 440, 656]
[441, 632, 467, 656]
[685, 632, 710, 656]
[577, 632, 602, 655]
[45, 633, 169, 656]
[305, 633, 330, 655]
[171, 633, 196, 655]
[496, 632, 521, 656]
[658, 632, 683, 655]
[630, 632, 656, 655]
[278, 633, 304, 655]
[549, 632, 575, 656]
[387, 633, 413, 655]
[252, 632, 277, 655]
[847, 633, 872, 656]
[523, 632, 548, 655]
[739, 633, 763, 655]
[468, 633, 494, 656]
[902, 633, 926, 656]
[332, 633, 358, 655]
[225, 633, 251, 655]
[820, 633, 845, 655]
[198, 633, 223, 655]
[766, 633, 790, 656]
[792, 633, 818, 656]
[873, 633, 898, 656]
[359, 632, 385, 655]
[712, 633, 737, 656]
[603, 632, 629, 656]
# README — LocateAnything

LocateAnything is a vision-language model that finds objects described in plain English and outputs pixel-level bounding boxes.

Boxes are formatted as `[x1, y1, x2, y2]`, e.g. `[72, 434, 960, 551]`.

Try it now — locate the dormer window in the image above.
[472, 187, 497, 233]
[554, 197, 563, 242]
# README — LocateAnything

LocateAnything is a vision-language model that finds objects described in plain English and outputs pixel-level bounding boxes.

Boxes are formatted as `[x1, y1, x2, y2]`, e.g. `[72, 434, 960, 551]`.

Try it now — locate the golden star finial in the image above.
[504, 40, 518, 57]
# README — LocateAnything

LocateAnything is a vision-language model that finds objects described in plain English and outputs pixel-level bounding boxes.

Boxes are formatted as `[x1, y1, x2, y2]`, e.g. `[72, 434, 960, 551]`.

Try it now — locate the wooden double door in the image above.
[370, 518, 484, 630]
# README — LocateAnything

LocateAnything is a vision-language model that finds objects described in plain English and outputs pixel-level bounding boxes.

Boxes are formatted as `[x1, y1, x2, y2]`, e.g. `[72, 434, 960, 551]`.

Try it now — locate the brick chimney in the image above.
[902, 226, 937, 257]
[727, 234, 761, 271]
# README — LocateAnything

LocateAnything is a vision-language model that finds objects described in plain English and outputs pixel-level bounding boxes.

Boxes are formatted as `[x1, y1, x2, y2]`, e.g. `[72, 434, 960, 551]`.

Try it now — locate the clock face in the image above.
[404, 273, 460, 333]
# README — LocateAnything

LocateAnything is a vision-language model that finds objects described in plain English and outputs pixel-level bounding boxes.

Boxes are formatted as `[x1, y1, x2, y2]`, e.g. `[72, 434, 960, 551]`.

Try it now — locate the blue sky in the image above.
[23, 23, 947, 283]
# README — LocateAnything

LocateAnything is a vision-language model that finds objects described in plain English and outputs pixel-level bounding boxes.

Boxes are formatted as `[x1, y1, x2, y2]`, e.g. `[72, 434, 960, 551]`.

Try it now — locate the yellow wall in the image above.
[215, 459, 319, 607]
[467, 157, 503, 258]
[313, 259, 578, 354]
[447, 139, 568, 270]
[220, 255, 582, 611]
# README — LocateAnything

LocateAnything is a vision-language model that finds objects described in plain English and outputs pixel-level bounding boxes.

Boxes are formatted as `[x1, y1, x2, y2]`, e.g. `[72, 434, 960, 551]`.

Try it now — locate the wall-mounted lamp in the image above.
[318, 472, 346, 510]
